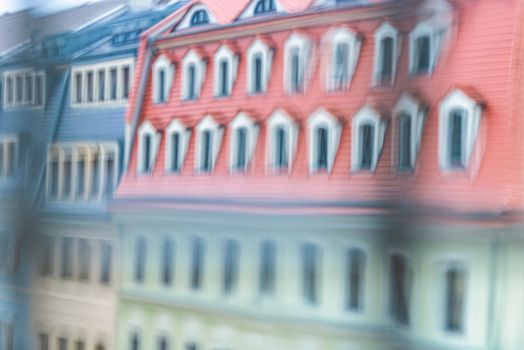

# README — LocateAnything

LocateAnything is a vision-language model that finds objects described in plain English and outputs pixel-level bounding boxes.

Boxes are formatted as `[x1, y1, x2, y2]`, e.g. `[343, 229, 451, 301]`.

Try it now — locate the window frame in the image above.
[175, 4, 215, 31]
[308, 107, 342, 173]
[266, 109, 299, 173]
[153, 55, 174, 104]
[137, 121, 160, 175]
[283, 33, 312, 94]
[229, 112, 258, 173]
[351, 106, 385, 172]
[323, 28, 361, 91]
[247, 39, 274, 94]
[213, 45, 239, 98]
[372, 22, 400, 87]
[409, 21, 443, 76]
[195, 116, 223, 174]
[2, 69, 45, 109]
[0, 136, 19, 181]
[165, 119, 191, 173]
[182, 50, 206, 101]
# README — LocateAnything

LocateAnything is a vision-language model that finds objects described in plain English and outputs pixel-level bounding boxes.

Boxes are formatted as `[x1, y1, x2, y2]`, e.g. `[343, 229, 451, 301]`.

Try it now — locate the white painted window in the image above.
[190, 236, 205, 291]
[138, 121, 160, 174]
[2, 69, 45, 109]
[71, 58, 134, 107]
[0, 136, 18, 180]
[153, 55, 174, 103]
[393, 94, 425, 170]
[259, 240, 276, 296]
[373, 23, 400, 86]
[161, 237, 174, 286]
[267, 109, 298, 173]
[229, 112, 258, 172]
[302, 242, 321, 305]
[247, 39, 273, 94]
[444, 265, 467, 333]
[308, 107, 341, 173]
[409, 21, 444, 75]
[41, 235, 54, 276]
[165, 119, 190, 173]
[214, 45, 238, 97]
[345, 247, 366, 311]
[175, 4, 215, 31]
[351, 106, 386, 171]
[182, 50, 206, 100]
[195, 116, 223, 173]
[324, 28, 361, 91]
[222, 239, 239, 295]
[283, 33, 312, 94]
[438, 89, 482, 170]
[390, 254, 413, 325]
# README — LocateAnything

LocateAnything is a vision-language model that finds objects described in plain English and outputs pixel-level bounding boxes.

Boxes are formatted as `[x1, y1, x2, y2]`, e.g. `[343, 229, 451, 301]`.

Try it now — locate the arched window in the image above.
[445, 267, 466, 332]
[398, 113, 412, 169]
[134, 236, 146, 283]
[161, 237, 174, 286]
[153, 55, 173, 104]
[195, 116, 223, 173]
[409, 21, 444, 75]
[142, 133, 152, 172]
[247, 39, 273, 94]
[352, 106, 384, 172]
[165, 119, 190, 173]
[290, 47, 302, 92]
[190, 10, 209, 26]
[390, 254, 412, 325]
[254, 0, 275, 15]
[259, 240, 276, 295]
[230, 112, 258, 173]
[346, 248, 366, 311]
[182, 50, 206, 101]
[200, 130, 213, 172]
[448, 109, 466, 168]
[214, 45, 238, 98]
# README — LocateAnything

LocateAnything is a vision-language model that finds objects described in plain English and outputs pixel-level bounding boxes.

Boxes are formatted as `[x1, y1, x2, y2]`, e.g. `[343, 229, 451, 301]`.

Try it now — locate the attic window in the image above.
[191, 10, 209, 26]
[254, 0, 275, 15]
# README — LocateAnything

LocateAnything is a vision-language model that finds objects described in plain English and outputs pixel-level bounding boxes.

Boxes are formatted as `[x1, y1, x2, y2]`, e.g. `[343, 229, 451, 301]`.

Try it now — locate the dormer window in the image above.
[254, 0, 275, 15]
[308, 108, 341, 173]
[373, 23, 399, 86]
[393, 94, 425, 171]
[195, 116, 223, 173]
[153, 55, 173, 104]
[165, 119, 190, 173]
[190, 10, 209, 26]
[267, 109, 298, 173]
[284, 33, 312, 94]
[214, 45, 238, 98]
[439, 89, 483, 171]
[229, 113, 258, 173]
[352, 106, 386, 172]
[182, 50, 206, 100]
[409, 22, 444, 75]
[247, 39, 273, 94]
[138, 122, 159, 174]
[324, 28, 361, 91]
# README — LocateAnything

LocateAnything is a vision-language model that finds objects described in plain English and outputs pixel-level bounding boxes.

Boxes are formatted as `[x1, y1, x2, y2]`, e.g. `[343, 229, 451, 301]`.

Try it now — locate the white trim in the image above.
[372, 23, 400, 87]
[409, 21, 444, 75]
[283, 32, 313, 94]
[165, 119, 191, 173]
[247, 39, 273, 94]
[351, 106, 385, 172]
[2, 69, 46, 110]
[175, 4, 216, 30]
[182, 50, 206, 100]
[323, 28, 361, 91]
[137, 121, 159, 174]
[229, 112, 258, 173]
[213, 45, 238, 97]
[308, 107, 341, 173]
[266, 109, 299, 173]
[152, 55, 174, 103]
[195, 116, 223, 173]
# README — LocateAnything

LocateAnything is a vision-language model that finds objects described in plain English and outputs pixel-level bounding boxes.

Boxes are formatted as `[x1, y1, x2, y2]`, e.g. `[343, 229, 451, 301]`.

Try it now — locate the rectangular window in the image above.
[200, 130, 213, 172]
[449, 109, 465, 168]
[59, 337, 68, 350]
[62, 155, 72, 198]
[134, 236, 146, 283]
[219, 59, 229, 96]
[191, 236, 205, 290]
[75, 72, 82, 103]
[98, 70, 105, 101]
[414, 35, 430, 74]
[78, 238, 90, 281]
[87, 71, 94, 102]
[110, 68, 118, 100]
[75, 340, 85, 350]
[445, 268, 465, 332]
[253, 55, 263, 93]
[39, 333, 49, 350]
[223, 239, 239, 295]
[76, 156, 85, 198]
[15, 74, 23, 103]
[346, 248, 365, 310]
[100, 241, 112, 284]
[390, 255, 411, 325]
[290, 47, 302, 92]
[302, 242, 319, 304]
[0, 143, 4, 176]
[161, 238, 174, 286]
[104, 152, 115, 198]
[171, 133, 180, 172]
[259, 240, 276, 295]
[6, 142, 15, 177]
[235, 127, 247, 171]
[143, 134, 152, 173]
[399, 115, 412, 169]
[60, 236, 74, 279]
[6, 76, 13, 104]
[91, 153, 100, 198]
[380, 37, 394, 81]
[187, 65, 196, 100]
[35, 74, 44, 106]
[123, 65, 130, 99]
[334, 43, 349, 89]
[275, 127, 288, 169]
[25, 74, 33, 103]
[158, 69, 166, 102]
[49, 159, 59, 199]
[186, 343, 198, 350]
[360, 124, 374, 170]
[316, 127, 328, 170]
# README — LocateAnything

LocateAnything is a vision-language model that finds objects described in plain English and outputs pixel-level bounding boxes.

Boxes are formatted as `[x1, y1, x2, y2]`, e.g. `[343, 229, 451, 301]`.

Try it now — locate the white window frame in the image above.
[175, 4, 216, 31]
[372, 22, 400, 87]
[266, 109, 299, 173]
[213, 45, 239, 97]
[247, 39, 274, 94]
[308, 107, 341, 173]
[283, 32, 313, 94]
[323, 28, 361, 91]
[70, 57, 134, 108]
[2, 69, 45, 109]
[238, 0, 284, 19]
[195, 115, 223, 173]
[182, 49, 206, 100]
[165, 119, 191, 173]
[409, 21, 443, 75]
[351, 106, 386, 172]
[438, 89, 482, 171]
[0, 135, 19, 181]
[137, 121, 160, 175]
[152, 55, 174, 104]
[392, 94, 426, 170]
[229, 112, 259, 173]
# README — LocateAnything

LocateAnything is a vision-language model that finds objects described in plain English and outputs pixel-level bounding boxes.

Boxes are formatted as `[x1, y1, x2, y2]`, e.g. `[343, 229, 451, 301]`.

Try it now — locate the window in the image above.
[409, 22, 444, 75]
[6, 76, 13, 105]
[104, 150, 116, 198]
[190, 236, 205, 290]
[393, 94, 425, 170]
[75, 72, 83, 103]
[75, 340, 85, 350]
[161, 237, 174, 286]
[0, 138, 18, 180]
[346, 248, 366, 311]
[190, 10, 209, 26]
[165, 119, 190, 173]
[138, 122, 158, 174]
[230, 113, 258, 172]
[87, 71, 94, 102]
[195, 116, 223, 173]
[398, 114, 412, 169]
[25, 74, 33, 103]
[267, 109, 298, 173]
[214, 45, 238, 98]
[158, 336, 169, 350]
[130, 333, 140, 350]
[445, 267, 466, 333]
[62, 151, 73, 199]
[153, 55, 173, 103]
[413, 35, 430, 74]
[100, 241, 112, 284]
[59, 338, 68, 350]
[15, 74, 23, 103]
[182, 50, 206, 100]
[95, 343, 105, 350]
[259, 240, 276, 295]
[61, 236, 74, 279]
[39, 333, 49, 350]
[351, 106, 385, 171]
[90, 149, 100, 199]
[3, 70, 45, 108]
[324, 28, 361, 91]
[247, 39, 273, 94]
[110, 67, 118, 100]
[254, 0, 275, 14]
[0, 230, 16, 271]
[308, 108, 342, 173]
[390, 254, 412, 325]
[373, 23, 398, 86]
[438, 89, 483, 171]
[333, 43, 349, 89]
[135, 236, 146, 283]
[185, 342, 198, 350]
[41, 235, 54, 276]
[302, 242, 320, 305]
[123, 65, 131, 99]
[284, 33, 311, 93]
[223, 239, 239, 295]
[98, 70, 105, 101]
[78, 238, 90, 281]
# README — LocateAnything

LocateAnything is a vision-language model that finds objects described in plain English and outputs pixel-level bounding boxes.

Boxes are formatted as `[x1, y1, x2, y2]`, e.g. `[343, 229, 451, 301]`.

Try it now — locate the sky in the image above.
[0, 0, 106, 14]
